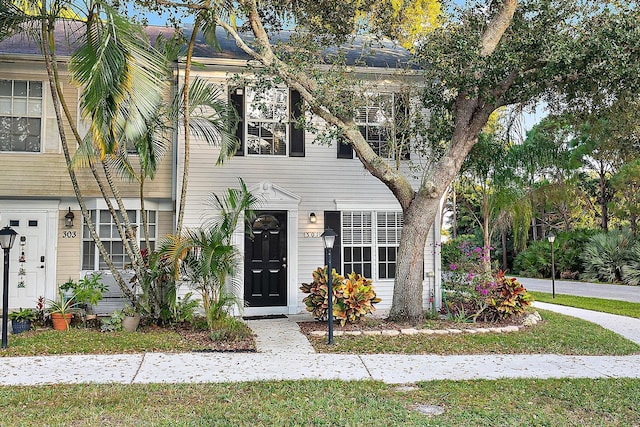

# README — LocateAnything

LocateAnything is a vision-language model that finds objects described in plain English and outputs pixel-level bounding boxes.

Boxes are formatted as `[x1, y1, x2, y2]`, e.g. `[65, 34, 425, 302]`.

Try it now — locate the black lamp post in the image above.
[0, 226, 18, 349]
[321, 228, 337, 345]
[548, 232, 556, 299]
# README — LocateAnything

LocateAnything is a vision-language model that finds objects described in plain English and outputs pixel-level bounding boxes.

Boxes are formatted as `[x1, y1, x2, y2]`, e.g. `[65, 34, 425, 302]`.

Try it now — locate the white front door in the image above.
[1, 212, 49, 309]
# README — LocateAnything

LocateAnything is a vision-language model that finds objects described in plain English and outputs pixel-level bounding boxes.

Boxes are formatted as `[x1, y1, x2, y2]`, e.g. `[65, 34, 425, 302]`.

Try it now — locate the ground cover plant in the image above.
[531, 292, 640, 319]
[301, 310, 640, 355]
[0, 379, 638, 426]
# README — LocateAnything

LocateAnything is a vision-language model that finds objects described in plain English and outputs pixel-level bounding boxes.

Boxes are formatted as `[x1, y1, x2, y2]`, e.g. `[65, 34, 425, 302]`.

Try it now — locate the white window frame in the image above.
[341, 210, 403, 280]
[355, 93, 394, 158]
[82, 209, 157, 270]
[0, 79, 44, 153]
[245, 86, 289, 156]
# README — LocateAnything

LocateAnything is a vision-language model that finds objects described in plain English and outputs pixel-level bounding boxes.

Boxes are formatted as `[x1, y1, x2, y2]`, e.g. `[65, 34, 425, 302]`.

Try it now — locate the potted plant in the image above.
[9, 308, 37, 334]
[47, 291, 75, 330]
[121, 305, 141, 332]
[59, 273, 107, 314]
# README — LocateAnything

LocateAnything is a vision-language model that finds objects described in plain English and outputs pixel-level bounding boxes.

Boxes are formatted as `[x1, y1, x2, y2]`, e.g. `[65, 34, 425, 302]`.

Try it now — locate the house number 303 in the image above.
[62, 230, 77, 238]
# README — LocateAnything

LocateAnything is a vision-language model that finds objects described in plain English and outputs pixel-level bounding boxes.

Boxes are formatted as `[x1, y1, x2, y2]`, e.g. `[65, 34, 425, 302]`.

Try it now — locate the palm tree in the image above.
[1, 0, 171, 305]
[162, 179, 258, 330]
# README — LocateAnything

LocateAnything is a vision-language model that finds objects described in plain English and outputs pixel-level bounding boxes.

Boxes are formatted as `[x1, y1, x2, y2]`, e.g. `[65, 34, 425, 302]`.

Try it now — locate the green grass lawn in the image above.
[531, 291, 640, 318]
[309, 310, 640, 355]
[4, 308, 640, 357]
[0, 328, 206, 356]
[0, 379, 638, 426]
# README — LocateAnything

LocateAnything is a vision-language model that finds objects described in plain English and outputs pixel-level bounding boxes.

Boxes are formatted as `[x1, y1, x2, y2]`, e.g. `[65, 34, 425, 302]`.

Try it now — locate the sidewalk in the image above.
[1, 306, 640, 386]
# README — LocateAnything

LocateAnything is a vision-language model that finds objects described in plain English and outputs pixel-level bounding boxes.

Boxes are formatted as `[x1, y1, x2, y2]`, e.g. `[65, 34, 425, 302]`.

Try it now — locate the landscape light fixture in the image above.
[547, 232, 556, 298]
[321, 228, 337, 345]
[0, 226, 18, 348]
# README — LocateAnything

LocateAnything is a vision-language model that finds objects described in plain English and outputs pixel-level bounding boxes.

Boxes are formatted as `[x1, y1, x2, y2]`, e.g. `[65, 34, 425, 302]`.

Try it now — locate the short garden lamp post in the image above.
[321, 228, 337, 345]
[547, 232, 556, 299]
[0, 226, 18, 349]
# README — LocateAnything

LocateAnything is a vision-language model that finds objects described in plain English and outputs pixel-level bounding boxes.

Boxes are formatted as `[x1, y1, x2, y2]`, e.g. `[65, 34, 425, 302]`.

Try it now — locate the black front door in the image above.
[244, 211, 287, 307]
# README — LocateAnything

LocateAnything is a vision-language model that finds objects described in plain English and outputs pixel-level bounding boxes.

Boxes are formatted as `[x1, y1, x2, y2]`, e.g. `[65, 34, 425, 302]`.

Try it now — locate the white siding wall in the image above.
[177, 69, 441, 315]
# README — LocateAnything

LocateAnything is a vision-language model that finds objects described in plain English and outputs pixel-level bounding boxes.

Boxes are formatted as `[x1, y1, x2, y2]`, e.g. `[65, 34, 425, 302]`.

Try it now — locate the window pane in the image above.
[0, 80, 11, 96]
[13, 99, 26, 115]
[14, 81, 27, 97]
[28, 100, 42, 115]
[98, 224, 109, 237]
[29, 82, 42, 97]
[389, 247, 396, 262]
[0, 99, 10, 114]
[82, 242, 94, 270]
[100, 210, 111, 223]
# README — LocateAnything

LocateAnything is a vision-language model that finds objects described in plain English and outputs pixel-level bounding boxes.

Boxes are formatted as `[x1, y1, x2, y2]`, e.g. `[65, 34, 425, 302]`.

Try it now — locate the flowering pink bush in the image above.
[442, 241, 532, 322]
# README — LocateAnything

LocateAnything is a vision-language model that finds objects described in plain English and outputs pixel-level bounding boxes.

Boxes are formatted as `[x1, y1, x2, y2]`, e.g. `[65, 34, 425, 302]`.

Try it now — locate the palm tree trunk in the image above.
[176, 18, 203, 235]
[40, 17, 136, 303]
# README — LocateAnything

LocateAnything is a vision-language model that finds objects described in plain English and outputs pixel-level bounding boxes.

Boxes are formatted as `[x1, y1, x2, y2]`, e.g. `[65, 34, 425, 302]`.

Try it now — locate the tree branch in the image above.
[480, 0, 518, 57]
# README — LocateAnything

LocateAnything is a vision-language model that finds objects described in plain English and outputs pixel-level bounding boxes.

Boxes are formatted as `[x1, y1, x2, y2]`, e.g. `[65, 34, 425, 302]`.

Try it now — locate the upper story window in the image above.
[230, 86, 305, 157]
[82, 209, 157, 270]
[0, 80, 43, 152]
[356, 94, 394, 157]
[246, 87, 288, 155]
[338, 92, 410, 160]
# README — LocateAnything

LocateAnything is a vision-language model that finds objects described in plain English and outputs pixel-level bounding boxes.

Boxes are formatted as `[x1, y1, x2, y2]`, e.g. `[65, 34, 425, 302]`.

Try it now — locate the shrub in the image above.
[622, 245, 640, 286]
[333, 272, 382, 325]
[210, 316, 253, 342]
[59, 273, 108, 308]
[440, 234, 478, 268]
[581, 229, 639, 283]
[513, 240, 550, 278]
[443, 242, 533, 322]
[300, 267, 381, 325]
[513, 229, 597, 278]
[488, 272, 533, 320]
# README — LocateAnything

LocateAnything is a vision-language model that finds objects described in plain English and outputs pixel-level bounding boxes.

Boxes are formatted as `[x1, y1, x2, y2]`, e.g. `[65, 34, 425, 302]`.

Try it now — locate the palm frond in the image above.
[69, 4, 167, 158]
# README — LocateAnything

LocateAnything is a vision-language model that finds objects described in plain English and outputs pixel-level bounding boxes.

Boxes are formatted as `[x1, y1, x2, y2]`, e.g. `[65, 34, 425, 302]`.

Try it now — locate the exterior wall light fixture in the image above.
[65, 207, 75, 228]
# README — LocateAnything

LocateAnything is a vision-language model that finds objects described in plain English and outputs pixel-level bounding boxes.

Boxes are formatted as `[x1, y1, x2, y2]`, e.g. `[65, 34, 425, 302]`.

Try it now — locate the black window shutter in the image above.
[337, 136, 353, 159]
[289, 89, 305, 157]
[324, 211, 342, 275]
[230, 87, 244, 156]
[394, 93, 410, 160]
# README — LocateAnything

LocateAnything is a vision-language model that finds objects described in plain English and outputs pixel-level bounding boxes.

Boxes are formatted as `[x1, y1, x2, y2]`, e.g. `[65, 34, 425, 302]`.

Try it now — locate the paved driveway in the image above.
[517, 277, 640, 302]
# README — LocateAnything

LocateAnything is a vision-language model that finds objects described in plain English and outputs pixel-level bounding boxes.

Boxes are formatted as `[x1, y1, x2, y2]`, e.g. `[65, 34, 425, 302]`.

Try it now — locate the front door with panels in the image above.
[2, 213, 48, 309]
[244, 211, 287, 307]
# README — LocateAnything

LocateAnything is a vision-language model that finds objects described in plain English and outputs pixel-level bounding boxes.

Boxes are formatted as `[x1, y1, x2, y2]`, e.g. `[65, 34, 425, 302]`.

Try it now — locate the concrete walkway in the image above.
[1, 306, 640, 386]
[534, 302, 640, 345]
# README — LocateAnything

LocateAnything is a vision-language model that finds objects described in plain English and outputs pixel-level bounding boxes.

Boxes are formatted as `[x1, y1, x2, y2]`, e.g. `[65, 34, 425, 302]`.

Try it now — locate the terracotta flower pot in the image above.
[51, 313, 73, 330]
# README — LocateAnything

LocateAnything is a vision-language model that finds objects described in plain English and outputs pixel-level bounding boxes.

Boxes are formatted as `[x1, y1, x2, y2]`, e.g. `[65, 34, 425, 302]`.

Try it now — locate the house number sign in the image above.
[303, 232, 322, 238]
[62, 230, 77, 238]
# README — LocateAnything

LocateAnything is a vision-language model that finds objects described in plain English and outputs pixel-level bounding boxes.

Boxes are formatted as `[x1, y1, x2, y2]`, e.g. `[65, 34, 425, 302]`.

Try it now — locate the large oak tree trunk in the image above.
[389, 195, 439, 323]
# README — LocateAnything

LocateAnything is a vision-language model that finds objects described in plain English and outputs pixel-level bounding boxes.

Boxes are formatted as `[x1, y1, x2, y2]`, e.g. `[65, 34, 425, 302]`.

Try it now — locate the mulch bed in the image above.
[173, 325, 256, 352]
